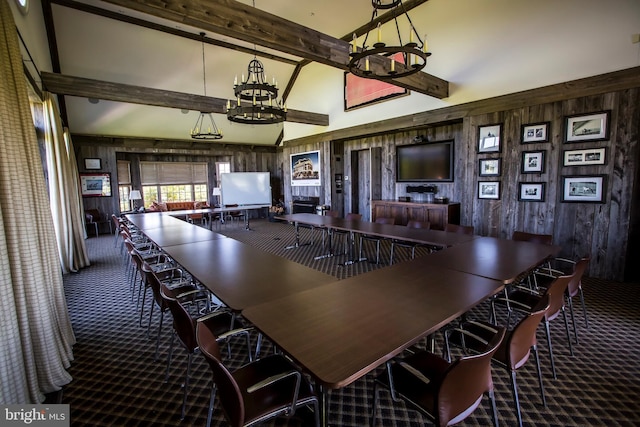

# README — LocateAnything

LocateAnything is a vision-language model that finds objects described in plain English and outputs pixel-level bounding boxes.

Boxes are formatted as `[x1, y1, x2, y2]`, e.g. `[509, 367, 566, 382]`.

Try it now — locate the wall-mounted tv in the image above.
[396, 140, 455, 182]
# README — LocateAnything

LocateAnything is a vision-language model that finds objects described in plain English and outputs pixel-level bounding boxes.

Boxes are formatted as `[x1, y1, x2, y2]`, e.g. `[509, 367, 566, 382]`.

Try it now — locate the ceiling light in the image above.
[191, 32, 223, 140]
[348, 0, 431, 81]
[226, 1, 286, 125]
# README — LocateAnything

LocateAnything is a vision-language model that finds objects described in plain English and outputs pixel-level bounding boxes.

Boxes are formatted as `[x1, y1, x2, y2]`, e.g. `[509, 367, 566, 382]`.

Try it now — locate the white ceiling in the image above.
[18, 0, 640, 146]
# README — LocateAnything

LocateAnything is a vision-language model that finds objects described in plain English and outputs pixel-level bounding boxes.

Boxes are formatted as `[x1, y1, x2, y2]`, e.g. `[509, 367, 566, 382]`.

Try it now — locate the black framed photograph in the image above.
[84, 158, 102, 170]
[479, 158, 501, 177]
[478, 181, 500, 200]
[521, 150, 546, 174]
[564, 111, 610, 143]
[521, 122, 550, 143]
[478, 124, 502, 153]
[290, 150, 321, 186]
[518, 182, 545, 202]
[563, 147, 606, 166]
[80, 173, 112, 197]
[561, 175, 606, 203]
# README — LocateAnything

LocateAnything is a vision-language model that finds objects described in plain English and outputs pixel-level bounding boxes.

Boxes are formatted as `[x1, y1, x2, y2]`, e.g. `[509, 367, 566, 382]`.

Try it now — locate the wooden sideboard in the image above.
[371, 200, 460, 230]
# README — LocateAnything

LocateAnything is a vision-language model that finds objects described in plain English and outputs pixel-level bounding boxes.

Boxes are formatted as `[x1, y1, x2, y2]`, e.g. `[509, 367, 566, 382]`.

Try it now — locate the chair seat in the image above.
[234, 355, 318, 425]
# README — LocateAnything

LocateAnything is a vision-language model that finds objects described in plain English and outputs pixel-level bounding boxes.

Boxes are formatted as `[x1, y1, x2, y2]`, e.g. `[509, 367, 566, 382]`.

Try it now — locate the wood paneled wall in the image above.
[334, 89, 639, 281]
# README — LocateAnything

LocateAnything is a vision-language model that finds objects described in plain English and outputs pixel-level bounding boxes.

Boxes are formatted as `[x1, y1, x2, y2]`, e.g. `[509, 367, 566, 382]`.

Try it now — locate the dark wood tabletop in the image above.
[140, 225, 227, 247]
[242, 260, 503, 390]
[418, 236, 561, 284]
[162, 238, 336, 311]
[277, 213, 477, 248]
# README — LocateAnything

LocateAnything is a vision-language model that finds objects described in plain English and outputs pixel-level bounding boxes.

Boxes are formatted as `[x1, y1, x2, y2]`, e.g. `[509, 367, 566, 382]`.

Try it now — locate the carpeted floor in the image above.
[61, 219, 640, 426]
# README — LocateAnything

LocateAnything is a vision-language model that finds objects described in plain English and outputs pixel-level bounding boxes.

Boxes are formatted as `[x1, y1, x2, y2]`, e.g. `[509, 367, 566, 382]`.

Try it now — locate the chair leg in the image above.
[389, 242, 396, 265]
[544, 320, 557, 379]
[154, 310, 165, 362]
[562, 308, 574, 356]
[181, 353, 192, 420]
[206, 383, 216, 427]
[532, 344, 546, 407]
[370, 382, 379, 427]
[567, 296, 579, 344]
[165, 332, 175, 383]
[139, 286, 148, 327]
[510, 369, 523, 427]
[488, 389, 499, 427]
[147, 300, 155, 338]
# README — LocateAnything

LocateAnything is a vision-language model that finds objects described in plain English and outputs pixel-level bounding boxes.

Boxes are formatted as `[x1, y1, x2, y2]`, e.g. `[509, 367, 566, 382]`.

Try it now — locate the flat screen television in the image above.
[396, 140, 455, 182]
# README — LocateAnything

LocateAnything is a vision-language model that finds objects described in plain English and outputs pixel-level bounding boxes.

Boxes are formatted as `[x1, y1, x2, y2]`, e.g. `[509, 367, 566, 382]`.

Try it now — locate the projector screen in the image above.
[220, 172, 272, 206]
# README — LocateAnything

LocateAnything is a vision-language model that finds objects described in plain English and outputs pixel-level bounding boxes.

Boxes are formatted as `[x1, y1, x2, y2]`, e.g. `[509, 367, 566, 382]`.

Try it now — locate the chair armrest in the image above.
[216, 327, 253, 342]
[196, 309, 230, 322]
[445, 326, 491, 347]
[246, 368, 302, 416]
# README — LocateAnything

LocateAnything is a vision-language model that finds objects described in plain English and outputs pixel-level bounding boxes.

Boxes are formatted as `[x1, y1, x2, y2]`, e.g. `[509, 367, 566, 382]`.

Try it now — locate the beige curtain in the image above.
[43, 92, 90, 273]
[0, 0, 75, 403]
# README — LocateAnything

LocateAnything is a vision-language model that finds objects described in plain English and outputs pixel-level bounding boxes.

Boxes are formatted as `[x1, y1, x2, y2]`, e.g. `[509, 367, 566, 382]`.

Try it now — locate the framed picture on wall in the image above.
[563, 148, 607, 166]
[561, 175, 606, 203]
[521, 122, 550, 143]
[564, 111, 610, 143]
[478, 181, 500, 200]
[290, 150, 321, 186]
[479, 158, 501, 177]
[521, 150, 546, 174]
[84, 158, 102, 170]
[80, 173, 112, 197]
[478, 124, 502, 153]
[518, 182, 545, 202]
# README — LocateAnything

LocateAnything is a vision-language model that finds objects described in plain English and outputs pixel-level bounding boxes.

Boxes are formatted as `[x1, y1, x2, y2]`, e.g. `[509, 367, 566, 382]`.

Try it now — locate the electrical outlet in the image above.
[632, 33, 640, 44]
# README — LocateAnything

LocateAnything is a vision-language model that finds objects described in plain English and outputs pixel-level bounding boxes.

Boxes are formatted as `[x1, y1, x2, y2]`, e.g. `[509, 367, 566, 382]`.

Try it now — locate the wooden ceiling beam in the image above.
[41, 72, 329, 126]
[99, 0, 449, 98]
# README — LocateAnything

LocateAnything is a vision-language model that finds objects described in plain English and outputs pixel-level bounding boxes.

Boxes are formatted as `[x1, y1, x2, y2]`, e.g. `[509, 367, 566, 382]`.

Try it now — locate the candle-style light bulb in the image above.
[365, 58, 370, 71]
[234, 75, 238, 85]
[377, 23, 382, 43]
[410, 29, 414, 44]
[390, 57, 395, 72]
[352, 33, 357, 53]
[424, 35, 428, 53]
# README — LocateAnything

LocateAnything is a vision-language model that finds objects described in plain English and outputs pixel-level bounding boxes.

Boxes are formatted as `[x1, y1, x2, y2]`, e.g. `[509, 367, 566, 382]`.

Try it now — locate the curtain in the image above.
[43, 92, 90, 273]
[0, 0, 75, 403]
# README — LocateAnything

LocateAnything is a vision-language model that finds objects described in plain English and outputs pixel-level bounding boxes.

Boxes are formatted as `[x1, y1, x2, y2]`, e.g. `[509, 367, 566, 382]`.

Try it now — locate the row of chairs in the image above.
[117, 216, 321, 426]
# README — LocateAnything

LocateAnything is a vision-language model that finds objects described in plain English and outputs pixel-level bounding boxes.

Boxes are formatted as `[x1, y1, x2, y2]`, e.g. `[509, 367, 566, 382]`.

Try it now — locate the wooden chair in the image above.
[444, 223, 474, 235]
[389, 220, 431, 265]
[370, 327, 506, 427]
[445, 295, 550, 427]
[160, 283, 253, 420]
[85, 208, 112, 236]
[358, 217, 396, 264]
[196, 318, 320, 427]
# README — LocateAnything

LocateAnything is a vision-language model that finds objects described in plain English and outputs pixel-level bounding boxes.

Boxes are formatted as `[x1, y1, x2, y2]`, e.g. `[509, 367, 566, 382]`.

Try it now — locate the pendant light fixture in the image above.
[191, 32, 223, 140]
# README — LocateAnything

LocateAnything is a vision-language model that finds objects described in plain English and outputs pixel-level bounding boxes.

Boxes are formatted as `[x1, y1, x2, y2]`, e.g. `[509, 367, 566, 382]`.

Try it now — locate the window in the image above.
[140, 162, 208, 207]
[216, 162, 231, 183]
[117, 161, 132, 212]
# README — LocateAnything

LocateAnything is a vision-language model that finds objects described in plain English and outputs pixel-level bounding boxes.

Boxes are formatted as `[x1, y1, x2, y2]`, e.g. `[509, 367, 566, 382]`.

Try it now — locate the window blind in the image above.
[117, 161, 131, 184]
[140, 162, 207, 185]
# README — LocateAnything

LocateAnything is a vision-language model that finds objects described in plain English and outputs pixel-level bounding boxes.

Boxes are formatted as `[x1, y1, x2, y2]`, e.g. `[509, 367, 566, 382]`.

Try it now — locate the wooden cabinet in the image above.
[371, 200, 460, 230]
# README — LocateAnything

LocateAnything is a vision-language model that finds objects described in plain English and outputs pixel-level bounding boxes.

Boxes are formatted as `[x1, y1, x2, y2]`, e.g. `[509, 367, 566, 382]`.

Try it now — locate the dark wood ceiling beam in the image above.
[41, 72, 329, 126]
[99, 0, 448, 98]
[50, 0, 299, 66]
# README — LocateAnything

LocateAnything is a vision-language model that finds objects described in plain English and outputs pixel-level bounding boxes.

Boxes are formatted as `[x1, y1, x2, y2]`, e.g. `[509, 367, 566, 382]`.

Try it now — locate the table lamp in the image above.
[129, 190, 142, 211]
[212, 187, 221, 207]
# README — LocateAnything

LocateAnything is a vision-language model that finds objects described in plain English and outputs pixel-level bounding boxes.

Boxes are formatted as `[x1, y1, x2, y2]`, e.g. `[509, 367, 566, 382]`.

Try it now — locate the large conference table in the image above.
[126, 211, 560, 427]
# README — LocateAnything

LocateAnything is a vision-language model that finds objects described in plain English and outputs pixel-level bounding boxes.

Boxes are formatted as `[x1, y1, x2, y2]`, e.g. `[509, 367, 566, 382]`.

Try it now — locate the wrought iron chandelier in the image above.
[191, 32, 223, 140]
[226, 0, 286, 125]
[348, 0, 431, 80]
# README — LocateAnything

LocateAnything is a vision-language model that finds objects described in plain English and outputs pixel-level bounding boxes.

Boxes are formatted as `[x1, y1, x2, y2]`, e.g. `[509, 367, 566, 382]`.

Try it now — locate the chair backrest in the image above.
[445, 224, 474, 235]
[112, 214, 122, 231]
[85, 208, 103, 222]
[325, 210, 340, 218]
[512, 231, 553, 245]
[543, 273, 573, 321]
[507, 294, 549, 369]
[197, 321, 245, 427]
[568, 256, 590, 297]
[406, 220, 430, 230]
[374, 217, 395, 225]
[438, 327, 505, 425]
[345, 213, 362, 221]
[160, 283, 198, 352]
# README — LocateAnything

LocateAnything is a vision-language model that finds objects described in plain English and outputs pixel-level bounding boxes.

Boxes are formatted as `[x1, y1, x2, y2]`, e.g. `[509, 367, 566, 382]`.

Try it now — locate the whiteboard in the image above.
[220, 172, 272, 206]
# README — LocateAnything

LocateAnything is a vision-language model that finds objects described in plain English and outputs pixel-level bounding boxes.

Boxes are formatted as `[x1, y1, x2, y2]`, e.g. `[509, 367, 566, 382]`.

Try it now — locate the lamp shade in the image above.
[129, 190, 142, 200]
[212, 187, 221, 196]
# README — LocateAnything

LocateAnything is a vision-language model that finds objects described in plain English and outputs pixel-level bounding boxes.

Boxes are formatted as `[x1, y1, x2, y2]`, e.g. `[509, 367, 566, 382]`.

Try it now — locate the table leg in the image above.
[319, 385, 330, 427]
[285, 221, 301, 249]
[314, 227, 334, 260]
[243, 209, 251, 230]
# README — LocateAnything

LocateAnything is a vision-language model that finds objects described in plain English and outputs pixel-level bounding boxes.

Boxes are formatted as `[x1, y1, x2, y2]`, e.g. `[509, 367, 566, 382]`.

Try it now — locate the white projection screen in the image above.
[220, 172, 272, 205]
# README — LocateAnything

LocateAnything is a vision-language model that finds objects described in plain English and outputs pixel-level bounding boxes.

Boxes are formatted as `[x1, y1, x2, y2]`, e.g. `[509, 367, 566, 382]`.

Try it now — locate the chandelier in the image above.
[226, 0, 286, 125]
[226, 57, 287, 125]
[348, 0, 431, 80]
[191, 32, 223, 140]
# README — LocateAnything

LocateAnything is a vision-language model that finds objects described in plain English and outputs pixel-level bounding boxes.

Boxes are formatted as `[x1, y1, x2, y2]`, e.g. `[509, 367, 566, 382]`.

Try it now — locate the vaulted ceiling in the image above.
[34, 0, 640, 147]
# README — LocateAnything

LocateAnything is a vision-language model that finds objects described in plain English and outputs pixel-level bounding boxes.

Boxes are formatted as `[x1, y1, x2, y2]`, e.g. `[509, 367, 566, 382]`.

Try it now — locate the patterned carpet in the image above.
[61, 219, 640, 426]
